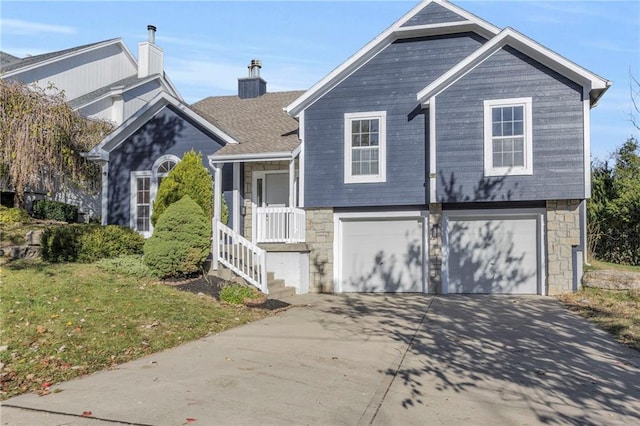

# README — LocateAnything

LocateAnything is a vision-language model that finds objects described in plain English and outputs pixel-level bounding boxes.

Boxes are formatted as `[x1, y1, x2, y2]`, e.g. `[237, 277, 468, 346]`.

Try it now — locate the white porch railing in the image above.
[214, 221, 268, 294]
[256, 206, 306, 243]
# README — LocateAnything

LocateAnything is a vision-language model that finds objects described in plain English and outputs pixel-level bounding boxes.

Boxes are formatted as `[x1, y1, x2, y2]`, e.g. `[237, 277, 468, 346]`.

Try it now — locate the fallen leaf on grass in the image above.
[36, 325, 47, 334]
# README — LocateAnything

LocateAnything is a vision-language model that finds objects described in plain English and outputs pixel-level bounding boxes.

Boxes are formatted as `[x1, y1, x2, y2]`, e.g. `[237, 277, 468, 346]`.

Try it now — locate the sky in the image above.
[1, 0, 639, 161]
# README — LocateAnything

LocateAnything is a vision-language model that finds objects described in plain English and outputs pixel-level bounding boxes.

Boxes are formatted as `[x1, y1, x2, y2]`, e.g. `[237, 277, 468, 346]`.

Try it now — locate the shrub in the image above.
[143, 196, 211, 278]
[41, 224, 87, 262]
[219, 283, 259, 305]
[97, 255, 158, 278]
[32, 200, 78, 222]
[151, 150, 229, 226]
[78, 225, 144, 263]
[0, 206, 31, 224]
[41, 224, 144, 263]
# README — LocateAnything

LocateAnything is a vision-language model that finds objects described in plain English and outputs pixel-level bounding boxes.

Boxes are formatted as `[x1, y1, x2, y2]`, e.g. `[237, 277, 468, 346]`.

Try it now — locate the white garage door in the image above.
[446, 216, 539, 294]
[339, 218, 424, 293]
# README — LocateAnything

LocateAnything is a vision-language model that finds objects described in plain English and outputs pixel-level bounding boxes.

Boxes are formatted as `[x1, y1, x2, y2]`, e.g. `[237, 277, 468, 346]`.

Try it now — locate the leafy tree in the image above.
[588, 138, 640, 265]
[144, 195, 211, 278]
[0, 80, 112, 207]
[151, 149, 228, 226]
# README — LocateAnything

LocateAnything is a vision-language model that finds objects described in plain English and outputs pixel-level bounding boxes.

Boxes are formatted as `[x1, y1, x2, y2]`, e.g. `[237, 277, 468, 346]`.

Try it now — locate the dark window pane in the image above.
[352, 121, 359, 134]
[503, 107, 513, 121]
[361, 133, 369, 146]
[513, 106, 523, 121]
[370, 119, 379, 133]
[492, 108, 501, 122]
[513, 121, 523, 135]
[352, 135, 360, 147]
[493, 123, 502, 136]
[361, 120, 369, 133]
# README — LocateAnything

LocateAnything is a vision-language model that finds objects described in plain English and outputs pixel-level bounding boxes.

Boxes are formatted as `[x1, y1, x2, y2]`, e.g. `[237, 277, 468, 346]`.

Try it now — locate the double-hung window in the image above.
[344, 111, 386, 183]
[130, 155, 179, 237]
[483, 98, 533, 176]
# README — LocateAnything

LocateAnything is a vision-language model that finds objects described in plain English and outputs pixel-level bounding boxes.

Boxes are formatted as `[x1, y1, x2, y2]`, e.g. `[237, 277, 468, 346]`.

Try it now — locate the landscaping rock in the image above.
[582, 270, 640, 290]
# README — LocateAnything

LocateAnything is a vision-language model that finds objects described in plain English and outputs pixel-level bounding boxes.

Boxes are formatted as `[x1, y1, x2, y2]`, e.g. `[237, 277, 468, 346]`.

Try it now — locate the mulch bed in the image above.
[161, 274, 291, 311]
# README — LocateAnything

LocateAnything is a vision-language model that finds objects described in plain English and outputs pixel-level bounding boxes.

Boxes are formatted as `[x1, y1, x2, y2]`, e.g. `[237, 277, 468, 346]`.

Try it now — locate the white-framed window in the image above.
[344, 111, 386, 183]
[130, 155, 180, 237]
[483, 98, 533, 176]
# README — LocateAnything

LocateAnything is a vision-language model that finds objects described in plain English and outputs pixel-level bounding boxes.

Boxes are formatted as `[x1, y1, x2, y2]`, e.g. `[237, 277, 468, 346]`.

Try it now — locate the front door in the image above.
[254, 171, 289, 242]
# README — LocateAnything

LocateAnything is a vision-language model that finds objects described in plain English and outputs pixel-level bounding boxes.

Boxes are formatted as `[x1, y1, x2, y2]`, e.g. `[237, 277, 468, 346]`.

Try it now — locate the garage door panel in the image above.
[341, 219, 423, 293]
[447, 217, 538, 294]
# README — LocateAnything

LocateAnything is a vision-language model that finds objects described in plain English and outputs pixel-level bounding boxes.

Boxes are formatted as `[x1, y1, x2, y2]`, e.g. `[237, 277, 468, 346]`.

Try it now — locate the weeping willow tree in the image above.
[0, 79, 113, 207]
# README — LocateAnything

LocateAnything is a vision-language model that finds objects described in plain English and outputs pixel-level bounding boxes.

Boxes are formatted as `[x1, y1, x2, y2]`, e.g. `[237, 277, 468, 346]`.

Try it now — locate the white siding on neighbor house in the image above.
[123, 82, 164, 121]
[11, 44, 136, 102]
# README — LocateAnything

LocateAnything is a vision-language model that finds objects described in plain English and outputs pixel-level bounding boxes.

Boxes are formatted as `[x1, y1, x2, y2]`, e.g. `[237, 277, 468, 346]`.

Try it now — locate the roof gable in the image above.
[401, 1, 466, 27]
[0, 39, 136, 76]
[285, 0, 499, 117]
[416, 27, 611, 107]
[85, 92, 237, 161]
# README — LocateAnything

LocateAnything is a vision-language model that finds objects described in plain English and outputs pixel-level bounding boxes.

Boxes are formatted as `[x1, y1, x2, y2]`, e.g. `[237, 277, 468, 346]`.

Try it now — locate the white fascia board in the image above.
[285, 0, 500, 117]
[208, 149, 299, 164]
[161, 72, 184, 102]
[418, 28, 611, 106]
[88, 92, 238, 158]
[2, 39, 135, 79]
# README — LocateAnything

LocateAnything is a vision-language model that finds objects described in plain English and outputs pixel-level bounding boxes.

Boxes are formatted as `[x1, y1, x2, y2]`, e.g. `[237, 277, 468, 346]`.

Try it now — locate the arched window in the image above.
[155, 159, 177, 188]
[130, 155, 180, 237]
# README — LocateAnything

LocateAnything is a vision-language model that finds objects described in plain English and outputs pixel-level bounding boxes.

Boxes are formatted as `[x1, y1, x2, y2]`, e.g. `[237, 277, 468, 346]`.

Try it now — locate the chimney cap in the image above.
[147, 25, 157, 32]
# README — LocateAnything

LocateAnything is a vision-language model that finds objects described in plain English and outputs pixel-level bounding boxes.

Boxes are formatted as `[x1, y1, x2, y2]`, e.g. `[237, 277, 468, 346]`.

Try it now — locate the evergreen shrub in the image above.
[32, 200, 78, 222]
[143, 195, 211, 278]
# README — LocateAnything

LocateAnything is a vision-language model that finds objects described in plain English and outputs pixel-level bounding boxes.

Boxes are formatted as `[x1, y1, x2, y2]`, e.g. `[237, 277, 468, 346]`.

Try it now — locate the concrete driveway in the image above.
[2, 294, 640, 425]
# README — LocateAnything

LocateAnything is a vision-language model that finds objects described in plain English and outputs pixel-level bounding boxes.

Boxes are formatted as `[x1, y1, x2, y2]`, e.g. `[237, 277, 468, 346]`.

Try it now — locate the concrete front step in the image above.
[211, 266, 296, 299]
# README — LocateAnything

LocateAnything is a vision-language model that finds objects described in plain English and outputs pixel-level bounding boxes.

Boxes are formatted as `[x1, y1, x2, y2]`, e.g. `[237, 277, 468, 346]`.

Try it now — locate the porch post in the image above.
[212, 163, 222, 270]
[289, 157, 295, 207]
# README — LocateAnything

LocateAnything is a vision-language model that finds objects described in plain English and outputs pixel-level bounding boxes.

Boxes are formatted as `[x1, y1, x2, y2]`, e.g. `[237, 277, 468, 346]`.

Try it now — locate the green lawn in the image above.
[585, 259, 640, 273]
[0, 259, 268, 400]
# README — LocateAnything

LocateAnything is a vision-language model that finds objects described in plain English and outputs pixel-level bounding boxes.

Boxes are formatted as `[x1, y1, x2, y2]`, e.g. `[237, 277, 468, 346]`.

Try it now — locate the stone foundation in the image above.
[546, 199, 582, 294]
[305, 208, 334, 293]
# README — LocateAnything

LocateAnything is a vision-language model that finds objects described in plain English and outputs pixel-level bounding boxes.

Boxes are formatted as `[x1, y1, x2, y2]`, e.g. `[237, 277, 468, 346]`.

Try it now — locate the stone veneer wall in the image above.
[305, 208, 334, 293]
[242, 160, 293, 240]
[428, 203, 442, 294]
[546, 199, 582, 295]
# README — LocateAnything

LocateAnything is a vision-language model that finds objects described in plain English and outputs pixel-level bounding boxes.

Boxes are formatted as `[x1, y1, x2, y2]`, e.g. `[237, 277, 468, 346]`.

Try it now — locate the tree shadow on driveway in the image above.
[314, 294, 640, 425]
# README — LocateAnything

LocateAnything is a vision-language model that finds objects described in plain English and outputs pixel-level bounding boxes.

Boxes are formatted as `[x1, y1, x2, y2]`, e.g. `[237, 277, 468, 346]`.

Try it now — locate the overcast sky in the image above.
[1, 0, 639, 161]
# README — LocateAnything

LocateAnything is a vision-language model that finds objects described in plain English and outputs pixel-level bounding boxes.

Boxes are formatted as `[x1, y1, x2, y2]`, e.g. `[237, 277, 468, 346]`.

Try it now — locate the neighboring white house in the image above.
[0, 25, 182, 216]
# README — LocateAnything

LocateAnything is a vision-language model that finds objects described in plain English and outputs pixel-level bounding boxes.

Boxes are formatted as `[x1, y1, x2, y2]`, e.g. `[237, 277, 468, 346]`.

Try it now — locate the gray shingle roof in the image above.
[191, 91, 304, 158]
[0, 51, 21, 67]
[0, 39, 119, 73]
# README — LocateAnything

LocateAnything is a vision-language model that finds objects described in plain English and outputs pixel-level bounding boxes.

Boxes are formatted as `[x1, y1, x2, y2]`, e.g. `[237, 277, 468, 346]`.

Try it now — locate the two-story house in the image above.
[88, 0, 610, 295]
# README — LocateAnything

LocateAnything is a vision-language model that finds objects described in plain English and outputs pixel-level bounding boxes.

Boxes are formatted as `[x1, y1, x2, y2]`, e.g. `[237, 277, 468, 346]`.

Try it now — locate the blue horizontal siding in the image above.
[304, 33, 486, 208]
[436, 46, 585, 202]
[107, 105, 234, 228]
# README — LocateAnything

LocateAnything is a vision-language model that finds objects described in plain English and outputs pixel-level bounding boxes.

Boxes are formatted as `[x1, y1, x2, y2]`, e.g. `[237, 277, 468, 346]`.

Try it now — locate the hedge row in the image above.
[41, 224, 144, 263]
